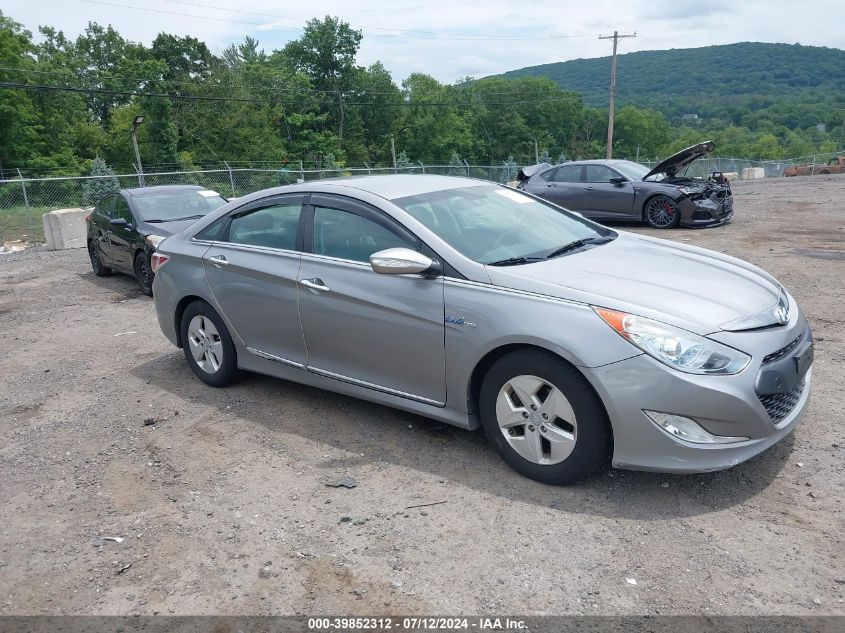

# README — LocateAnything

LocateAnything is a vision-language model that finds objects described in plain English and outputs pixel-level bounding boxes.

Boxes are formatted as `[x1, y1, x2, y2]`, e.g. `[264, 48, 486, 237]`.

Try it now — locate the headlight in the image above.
[678, 186, 699, 195]
[594, 307, 750, 375]
[145, 234, 166, 249]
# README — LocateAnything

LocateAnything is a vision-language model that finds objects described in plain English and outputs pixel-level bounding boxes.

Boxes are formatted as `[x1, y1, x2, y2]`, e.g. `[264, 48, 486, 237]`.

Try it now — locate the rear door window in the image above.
[552, 165, 583, 183]
[97, 195, 116, 217]
[226, 198, 304, 251]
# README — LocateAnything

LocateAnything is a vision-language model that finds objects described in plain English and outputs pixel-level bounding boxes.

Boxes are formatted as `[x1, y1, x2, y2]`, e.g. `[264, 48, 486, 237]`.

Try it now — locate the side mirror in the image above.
[370, 248, 437, 276]
[109, 217, 129, 227]
[609, 177, 627, 186]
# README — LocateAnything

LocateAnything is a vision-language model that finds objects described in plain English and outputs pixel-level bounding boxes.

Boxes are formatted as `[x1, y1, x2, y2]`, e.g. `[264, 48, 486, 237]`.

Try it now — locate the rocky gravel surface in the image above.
[0, 175, 842, 616]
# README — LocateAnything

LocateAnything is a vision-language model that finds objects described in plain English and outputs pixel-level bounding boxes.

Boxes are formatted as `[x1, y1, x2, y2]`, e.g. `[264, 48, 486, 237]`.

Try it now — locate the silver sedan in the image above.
[151, 175, 813, 484]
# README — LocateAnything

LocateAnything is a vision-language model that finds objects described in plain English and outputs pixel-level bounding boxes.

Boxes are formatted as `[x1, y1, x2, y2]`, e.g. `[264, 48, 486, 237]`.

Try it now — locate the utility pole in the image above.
[391, 135, 397, 173]
[599, 30, 636, 159]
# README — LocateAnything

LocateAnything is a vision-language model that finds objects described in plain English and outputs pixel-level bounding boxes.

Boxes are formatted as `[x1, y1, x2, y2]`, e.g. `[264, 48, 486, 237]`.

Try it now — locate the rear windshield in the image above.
[132, 190, 227, 221]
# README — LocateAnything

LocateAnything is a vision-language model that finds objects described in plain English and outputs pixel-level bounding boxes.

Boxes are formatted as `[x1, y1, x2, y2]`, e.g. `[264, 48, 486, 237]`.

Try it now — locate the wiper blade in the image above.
[168, 214, 206, 222]
[545, 236, 613, 259]
[144, 218, 166, 223]
[486, 256, 544, 267]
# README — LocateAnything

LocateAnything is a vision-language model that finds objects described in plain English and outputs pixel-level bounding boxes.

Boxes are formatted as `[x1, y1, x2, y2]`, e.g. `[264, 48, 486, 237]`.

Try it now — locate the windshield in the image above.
[392, 184, 612, 265]
[132, 190, 227, 221]
[614, 161, 651, 181]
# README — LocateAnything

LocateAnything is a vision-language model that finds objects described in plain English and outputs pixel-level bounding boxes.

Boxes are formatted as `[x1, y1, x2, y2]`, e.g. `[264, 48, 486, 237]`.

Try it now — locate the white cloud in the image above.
[4, 0, 843, 83]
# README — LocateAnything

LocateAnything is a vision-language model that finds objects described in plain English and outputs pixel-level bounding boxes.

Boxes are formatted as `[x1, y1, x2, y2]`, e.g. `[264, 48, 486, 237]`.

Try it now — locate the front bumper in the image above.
[581, 317, 812, 473]
[679, 192, 734, 227]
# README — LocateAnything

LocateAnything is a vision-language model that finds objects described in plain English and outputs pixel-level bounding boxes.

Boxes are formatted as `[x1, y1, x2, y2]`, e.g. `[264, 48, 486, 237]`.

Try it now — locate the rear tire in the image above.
[88, 241, 112, 277]
[179, 301, 239, 388]
[644, 195, 681, 229]
[134, 252, 154, 296]
[479, 350, 611, 485]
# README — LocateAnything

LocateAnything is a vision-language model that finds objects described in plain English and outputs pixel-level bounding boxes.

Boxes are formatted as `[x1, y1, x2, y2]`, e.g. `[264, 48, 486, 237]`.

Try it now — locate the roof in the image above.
[551, 159, 639, 167]
[314, 174, 487, 200]
[121, 184, 208, 197]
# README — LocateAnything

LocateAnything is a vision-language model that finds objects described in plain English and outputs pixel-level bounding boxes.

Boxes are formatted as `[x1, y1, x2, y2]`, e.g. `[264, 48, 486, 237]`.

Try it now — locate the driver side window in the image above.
[313, 206, 413, 263]
[585, 165, 617, 183]
[113, 196, 132, 222]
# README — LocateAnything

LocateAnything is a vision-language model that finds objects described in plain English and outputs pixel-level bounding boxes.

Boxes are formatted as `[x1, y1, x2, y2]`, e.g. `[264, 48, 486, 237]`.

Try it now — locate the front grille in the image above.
[759, 380, 805, 425]
[763, 333, 803, 364]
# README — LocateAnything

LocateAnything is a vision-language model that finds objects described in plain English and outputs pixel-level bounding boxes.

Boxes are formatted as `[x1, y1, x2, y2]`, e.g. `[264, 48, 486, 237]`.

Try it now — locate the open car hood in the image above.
[516, 162, 552, 183]
[643, 141, 715, 179]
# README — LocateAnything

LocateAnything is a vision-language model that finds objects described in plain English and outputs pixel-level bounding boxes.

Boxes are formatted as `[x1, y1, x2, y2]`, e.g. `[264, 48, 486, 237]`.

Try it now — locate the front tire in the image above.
[644, 195, 681, 229]
[134, 252, 154, 296]
[179, 301, 239, 387]
[88, 241, 112, 277]
[479, 350, 611, 485]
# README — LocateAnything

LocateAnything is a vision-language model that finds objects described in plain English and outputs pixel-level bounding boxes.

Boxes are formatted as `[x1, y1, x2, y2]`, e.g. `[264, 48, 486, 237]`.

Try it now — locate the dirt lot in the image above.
[0, 175, 843, 617]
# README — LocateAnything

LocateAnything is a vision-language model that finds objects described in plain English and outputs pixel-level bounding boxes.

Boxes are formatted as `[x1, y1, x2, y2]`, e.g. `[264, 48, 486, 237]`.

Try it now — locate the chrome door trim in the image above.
[202, 242, 301, 258]
[246, 347, 305, 369]
[308, 366, 445, 407]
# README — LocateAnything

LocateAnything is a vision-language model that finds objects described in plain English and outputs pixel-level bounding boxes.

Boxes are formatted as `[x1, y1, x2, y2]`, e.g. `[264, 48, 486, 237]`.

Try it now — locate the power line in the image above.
[0, 81, 585, 108]
[0, 65, 583, 100]
[81, 0, 597, 41]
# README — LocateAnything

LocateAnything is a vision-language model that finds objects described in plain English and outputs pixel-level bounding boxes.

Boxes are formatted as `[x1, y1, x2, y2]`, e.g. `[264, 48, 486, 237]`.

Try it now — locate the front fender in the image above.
[443, 279, 640, 414]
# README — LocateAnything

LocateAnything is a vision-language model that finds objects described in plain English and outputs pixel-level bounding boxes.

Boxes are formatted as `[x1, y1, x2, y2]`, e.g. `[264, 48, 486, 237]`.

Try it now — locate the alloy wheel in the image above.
[646, 197, 678, 228]
[495, 374, 577, 465]
[187, 315, 224, 374]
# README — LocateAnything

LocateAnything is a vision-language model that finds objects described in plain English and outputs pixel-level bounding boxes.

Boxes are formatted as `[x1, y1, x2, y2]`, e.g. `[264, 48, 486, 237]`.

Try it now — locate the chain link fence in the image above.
[0, 163, 519, 243]
[640, 151, 843, 179]
[0, 154, 837, 244]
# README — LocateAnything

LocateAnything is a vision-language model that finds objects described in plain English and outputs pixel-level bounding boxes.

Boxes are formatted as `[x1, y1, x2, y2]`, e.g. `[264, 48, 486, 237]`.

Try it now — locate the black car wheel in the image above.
[88, 241, 112, 277]
[645, 195, 681, 229]
[134, 252, 154, 296]
[179, 300, 239, 388]
[479, 349, 611, 485]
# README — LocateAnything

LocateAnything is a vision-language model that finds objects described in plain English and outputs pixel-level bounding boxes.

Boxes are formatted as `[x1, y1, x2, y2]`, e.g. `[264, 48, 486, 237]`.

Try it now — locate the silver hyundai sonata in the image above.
[151, 175, 813, 484]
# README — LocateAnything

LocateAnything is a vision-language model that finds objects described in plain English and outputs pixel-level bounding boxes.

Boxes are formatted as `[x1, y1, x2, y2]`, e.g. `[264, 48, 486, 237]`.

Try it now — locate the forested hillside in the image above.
[1, 10, 843, 179]
[499, 42, 845, 129]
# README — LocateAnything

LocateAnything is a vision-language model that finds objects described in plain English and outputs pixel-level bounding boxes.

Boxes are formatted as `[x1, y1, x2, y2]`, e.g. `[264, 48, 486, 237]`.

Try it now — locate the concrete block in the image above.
[723, 172, 739, 181]
[43, 208, 90, 250]
[2, 240, 28, 252]
[741, 167, 765, 180]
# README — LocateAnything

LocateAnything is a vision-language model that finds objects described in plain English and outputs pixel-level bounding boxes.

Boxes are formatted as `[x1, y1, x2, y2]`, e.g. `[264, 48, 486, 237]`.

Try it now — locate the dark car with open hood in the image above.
[86, 185, 227, 295]
[517, 141, 733, 229]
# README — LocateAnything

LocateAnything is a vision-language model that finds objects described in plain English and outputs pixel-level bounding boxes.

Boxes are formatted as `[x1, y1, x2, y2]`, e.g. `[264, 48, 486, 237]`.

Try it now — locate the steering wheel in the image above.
[491, 227, 524, 251]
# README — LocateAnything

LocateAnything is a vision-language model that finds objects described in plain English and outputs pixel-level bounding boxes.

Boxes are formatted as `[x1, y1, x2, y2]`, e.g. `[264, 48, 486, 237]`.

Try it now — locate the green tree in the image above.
[278, 16, 363, 139]
[82, 157, 119, 204]
[448, 151, 465, 176]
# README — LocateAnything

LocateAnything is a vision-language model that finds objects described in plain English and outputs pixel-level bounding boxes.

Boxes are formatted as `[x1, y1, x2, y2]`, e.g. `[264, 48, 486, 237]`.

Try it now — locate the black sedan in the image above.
[86, 185, 227, 295]
[518, 142, 733, 229]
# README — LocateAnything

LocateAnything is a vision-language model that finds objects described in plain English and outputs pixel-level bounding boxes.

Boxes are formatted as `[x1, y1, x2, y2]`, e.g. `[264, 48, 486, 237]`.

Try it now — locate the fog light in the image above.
[643, 410, 748, 444]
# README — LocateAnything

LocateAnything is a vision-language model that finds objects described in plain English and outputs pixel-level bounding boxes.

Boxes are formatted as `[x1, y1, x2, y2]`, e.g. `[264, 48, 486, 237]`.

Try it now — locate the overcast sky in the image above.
[5, 0, 842, 83]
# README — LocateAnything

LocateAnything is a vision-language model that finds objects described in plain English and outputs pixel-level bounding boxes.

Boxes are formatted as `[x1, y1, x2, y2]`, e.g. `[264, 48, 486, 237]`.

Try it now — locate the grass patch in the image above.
[0, 206, 53, 243]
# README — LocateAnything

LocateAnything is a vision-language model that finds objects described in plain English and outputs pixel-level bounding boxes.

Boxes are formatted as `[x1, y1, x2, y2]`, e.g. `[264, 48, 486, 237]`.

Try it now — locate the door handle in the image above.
[300, 278, 330, 292]
[585, 186, 595, 191]
[208, 254, 229, 268]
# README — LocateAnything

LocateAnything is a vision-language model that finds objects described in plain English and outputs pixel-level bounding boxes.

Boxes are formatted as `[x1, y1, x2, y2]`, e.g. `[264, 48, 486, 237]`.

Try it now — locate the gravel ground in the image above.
[0, 175, 843, 616]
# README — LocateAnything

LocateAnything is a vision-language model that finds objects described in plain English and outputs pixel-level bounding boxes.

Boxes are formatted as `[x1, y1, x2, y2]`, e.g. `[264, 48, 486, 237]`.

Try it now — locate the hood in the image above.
[517, 162, 552, 183]
[140, 218, 204, 237]
[643, 141, 715, 179]
[485, 233, 782, 335]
